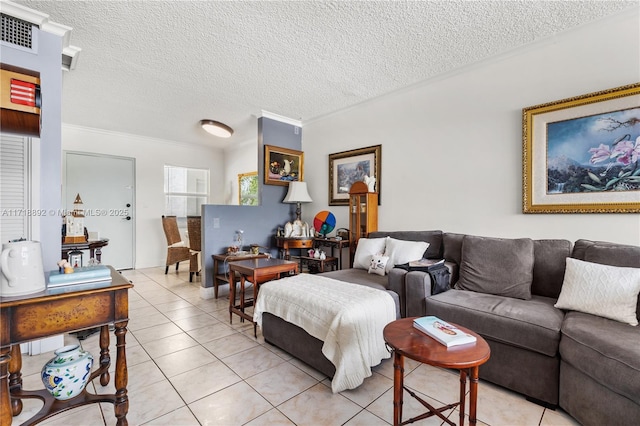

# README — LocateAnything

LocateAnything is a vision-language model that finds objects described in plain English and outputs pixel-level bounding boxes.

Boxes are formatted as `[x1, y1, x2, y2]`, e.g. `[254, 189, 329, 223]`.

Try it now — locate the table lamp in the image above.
[283, 181, 313, 236]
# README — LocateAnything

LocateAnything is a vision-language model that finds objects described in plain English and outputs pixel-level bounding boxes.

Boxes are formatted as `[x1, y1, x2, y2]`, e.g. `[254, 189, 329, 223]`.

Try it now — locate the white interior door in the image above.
[64, 152, 135, 269]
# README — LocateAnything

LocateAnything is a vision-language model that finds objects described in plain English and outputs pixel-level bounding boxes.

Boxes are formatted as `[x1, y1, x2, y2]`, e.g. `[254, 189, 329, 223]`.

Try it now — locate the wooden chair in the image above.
[161, 215, 191, 274]
[187, 216, 202, 282]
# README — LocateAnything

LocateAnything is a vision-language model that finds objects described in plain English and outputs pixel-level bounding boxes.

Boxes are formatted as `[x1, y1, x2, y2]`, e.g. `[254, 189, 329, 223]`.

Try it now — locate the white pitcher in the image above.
[0, 240, 46, 296]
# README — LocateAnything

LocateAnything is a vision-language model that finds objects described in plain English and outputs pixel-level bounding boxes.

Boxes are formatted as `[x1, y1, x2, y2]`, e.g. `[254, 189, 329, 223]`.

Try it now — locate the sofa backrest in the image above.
[442, 232, 572, 299]
[572, 239, 640, 321]
[368, 230, 443, 259]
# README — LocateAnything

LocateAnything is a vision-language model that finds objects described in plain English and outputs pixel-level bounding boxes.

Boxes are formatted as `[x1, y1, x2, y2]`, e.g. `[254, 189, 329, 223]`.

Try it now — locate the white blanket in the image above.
[253, 274, 396, 393]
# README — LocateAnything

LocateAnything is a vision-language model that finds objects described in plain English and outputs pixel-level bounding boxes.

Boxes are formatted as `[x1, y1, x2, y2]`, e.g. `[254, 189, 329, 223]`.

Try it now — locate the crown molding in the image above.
[260, 110, 302, 127]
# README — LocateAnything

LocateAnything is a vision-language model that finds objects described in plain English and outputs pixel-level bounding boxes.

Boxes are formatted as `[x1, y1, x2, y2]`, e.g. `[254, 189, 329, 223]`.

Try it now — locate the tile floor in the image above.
[11, 266, 580, 425]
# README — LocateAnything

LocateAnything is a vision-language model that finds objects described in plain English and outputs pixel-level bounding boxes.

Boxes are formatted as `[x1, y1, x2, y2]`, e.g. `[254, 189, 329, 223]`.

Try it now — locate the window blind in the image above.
[0, 133, 31, 242]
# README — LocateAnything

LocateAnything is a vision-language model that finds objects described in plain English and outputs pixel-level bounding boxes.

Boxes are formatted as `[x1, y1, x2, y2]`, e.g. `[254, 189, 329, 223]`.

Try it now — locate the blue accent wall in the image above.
[202, 117, 302, 289]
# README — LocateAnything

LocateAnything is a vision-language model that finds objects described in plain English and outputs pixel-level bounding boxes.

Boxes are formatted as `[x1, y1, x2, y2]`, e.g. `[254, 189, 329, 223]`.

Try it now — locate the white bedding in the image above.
[253, 273, 396, 393]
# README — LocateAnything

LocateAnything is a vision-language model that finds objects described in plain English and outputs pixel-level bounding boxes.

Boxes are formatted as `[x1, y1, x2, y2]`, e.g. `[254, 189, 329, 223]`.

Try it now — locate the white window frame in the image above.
[164, 165, 209, 217]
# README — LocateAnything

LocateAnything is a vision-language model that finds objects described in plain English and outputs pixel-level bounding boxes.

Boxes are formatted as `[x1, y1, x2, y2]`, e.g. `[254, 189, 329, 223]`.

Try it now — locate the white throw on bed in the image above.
[253, 273, 396, 393]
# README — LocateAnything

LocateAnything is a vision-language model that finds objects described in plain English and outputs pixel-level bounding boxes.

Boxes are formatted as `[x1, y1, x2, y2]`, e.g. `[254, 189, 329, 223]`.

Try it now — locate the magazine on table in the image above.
[413, 316, 477, 347]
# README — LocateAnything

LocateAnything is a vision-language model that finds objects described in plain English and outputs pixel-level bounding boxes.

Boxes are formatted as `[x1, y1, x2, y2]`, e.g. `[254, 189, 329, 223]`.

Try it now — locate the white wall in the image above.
[223, 138, 258, 204]
[62, 124, 224, 268]
[302, 11, 640, 246]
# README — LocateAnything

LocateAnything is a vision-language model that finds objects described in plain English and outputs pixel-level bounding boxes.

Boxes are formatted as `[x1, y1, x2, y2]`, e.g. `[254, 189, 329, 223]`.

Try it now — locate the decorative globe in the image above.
[41, 344, 93, 400]
[313, 211, 336, 237]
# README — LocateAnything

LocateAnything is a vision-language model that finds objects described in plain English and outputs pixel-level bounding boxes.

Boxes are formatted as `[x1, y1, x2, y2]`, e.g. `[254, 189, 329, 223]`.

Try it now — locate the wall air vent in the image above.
[1, 14, 33, 49]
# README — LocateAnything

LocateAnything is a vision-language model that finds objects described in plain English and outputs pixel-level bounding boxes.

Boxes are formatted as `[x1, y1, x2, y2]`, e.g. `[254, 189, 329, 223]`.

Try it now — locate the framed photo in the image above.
[238, 171, 258, 205]
[523, 83, 640, 213]
[329, 144, 381, 206]
[264, 145, 304, 186]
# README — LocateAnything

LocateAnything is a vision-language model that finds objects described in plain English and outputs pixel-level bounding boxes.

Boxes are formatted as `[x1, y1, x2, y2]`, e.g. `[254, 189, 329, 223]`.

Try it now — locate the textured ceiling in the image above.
[10, 0, 639, 148]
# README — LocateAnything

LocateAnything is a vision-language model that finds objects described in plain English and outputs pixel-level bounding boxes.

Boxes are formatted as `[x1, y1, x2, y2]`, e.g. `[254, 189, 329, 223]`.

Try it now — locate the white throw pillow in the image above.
[353, 238, 387, 270]
[555, 258, 640, 326]
[384, 237, 430, 272]
[368, 254, 389, 276]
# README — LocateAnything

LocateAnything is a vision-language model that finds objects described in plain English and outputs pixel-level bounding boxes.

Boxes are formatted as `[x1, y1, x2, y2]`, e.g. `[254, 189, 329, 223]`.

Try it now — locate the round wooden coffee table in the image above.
[383, 317, 491, 426]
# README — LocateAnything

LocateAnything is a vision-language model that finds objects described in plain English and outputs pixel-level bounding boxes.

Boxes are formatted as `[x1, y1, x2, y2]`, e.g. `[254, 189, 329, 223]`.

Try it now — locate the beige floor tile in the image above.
[173, 312, 219, 332]
[162, 304, 206, 321]
[344, 409, 390, 425]
[128, 311, 172, 332]
[245, 408, 296, 425]
[40, 403, 105, 425]
[169, 359, 242, 404]
[202, 332, 259, 358]
[404, 363, 462, 406]
[189, 381, 273, 425]
[152, 299, 196, 313]
[340, 371, 394, 408]
[154, 345, 217, 378]
[540, 407, 581, 426]
[366, 387, 452, 425]
[474, 380, 545, 426]
[142, 406, 201, 425]
[130, 321, 184, 344]
[277, 382, 363, 426]
[141, 331, 199, 358]
[102, 379, 185, 425]
[245, 361, 318, 406]
[223, 345, 287, 379]
[187, 321, 238, 344]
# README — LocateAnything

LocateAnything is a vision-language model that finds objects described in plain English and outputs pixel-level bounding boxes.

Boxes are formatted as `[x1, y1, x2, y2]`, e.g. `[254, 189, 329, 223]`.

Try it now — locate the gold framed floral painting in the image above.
[522, 83, 640, 213]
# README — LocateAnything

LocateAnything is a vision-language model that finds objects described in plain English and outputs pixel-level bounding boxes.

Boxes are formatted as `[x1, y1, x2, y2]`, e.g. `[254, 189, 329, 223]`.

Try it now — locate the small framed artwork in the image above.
[264, 145, 304, 186]
[329, 144, 381, 206]
[238, 171, 258, 205]
[523, 83, 640, 213]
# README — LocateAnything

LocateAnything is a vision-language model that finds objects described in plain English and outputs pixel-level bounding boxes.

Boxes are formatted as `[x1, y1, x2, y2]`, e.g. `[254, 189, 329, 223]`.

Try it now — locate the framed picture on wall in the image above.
[522, 83, 640, 213]
[264, 145, 304, 186]
[238, 171, 258, 205]
[328, 145, 381, 206]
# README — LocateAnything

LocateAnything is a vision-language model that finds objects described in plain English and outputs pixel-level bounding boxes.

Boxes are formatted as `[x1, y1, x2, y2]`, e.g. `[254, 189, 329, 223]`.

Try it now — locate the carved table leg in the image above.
[0, 346, 12, 425]
[100, 325, 111, 386]
[469, 366, 480, 426]
[8, 345, 22, 416]
[114, 321, 129, 426]
[392, 351, 404, 426]
[459, 368, 467, 426]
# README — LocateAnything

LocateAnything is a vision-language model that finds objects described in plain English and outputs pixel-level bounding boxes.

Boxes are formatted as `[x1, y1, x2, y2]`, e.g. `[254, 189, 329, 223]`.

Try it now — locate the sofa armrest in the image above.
[388, 268, 408, 317]
[405, 271, 432, 317]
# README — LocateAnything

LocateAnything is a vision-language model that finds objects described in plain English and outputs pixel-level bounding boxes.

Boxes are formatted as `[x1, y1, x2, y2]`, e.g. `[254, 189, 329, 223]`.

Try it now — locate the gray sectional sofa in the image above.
[261, 230, 640, 426]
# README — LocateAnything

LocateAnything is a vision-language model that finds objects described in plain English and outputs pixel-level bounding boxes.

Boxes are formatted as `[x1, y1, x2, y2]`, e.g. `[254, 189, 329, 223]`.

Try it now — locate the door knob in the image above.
[125, 216, 131, 221]
[126, 203, 131, 208]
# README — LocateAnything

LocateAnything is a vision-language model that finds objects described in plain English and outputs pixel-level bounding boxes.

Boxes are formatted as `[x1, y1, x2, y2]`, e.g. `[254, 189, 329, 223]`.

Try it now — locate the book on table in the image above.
[47, 265, 112, 287]
[413, 316, 477, 347]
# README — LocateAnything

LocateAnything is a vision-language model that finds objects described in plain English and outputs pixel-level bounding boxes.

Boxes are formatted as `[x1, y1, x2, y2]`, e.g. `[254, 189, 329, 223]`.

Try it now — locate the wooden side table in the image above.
[313, 238, 350, 269]
[275, 237, 313, 260]
[212, 253, 270, 299]
[228, 258, 298, 337]
[383, 317, 491, 426]
[0, 267, 133, 426]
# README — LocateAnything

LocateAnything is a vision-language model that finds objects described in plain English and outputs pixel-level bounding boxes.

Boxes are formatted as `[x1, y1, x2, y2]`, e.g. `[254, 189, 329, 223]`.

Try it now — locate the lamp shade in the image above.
[283, 181, 312, 203]
[200, 120, 233, 138]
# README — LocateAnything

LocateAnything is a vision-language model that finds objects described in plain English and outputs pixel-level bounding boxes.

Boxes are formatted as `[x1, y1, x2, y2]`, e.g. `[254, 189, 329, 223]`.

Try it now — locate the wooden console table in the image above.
[313, 238, 350, 269]
[0, 267, 133, 426]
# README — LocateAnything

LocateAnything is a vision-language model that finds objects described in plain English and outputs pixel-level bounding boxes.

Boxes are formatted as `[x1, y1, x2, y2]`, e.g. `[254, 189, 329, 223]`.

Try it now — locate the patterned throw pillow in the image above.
[555, 258, 640, 326]
[368, 254, 389, 276]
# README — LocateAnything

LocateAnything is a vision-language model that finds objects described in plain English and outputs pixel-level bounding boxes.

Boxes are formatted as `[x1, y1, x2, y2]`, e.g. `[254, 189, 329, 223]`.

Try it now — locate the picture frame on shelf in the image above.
[264, 145, 304, 186]
[328, 144, 381, 206]
[523, 83, 640, 213]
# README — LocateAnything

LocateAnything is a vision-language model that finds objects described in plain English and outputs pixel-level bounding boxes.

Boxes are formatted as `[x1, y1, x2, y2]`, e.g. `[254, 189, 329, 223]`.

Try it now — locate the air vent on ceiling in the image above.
[1, 14, 33, 49]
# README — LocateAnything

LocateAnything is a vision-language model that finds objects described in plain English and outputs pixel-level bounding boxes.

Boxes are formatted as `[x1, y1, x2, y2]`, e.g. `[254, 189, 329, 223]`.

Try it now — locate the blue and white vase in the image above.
[41, 344, 93, 400]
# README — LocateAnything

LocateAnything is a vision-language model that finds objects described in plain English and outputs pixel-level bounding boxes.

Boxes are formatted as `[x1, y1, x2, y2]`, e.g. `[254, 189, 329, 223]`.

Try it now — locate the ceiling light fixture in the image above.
[200, 120, 233, 138]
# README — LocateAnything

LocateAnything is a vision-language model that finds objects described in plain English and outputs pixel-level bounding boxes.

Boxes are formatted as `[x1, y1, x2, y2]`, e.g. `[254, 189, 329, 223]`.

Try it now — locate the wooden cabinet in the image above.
[349, 181, 378, 266]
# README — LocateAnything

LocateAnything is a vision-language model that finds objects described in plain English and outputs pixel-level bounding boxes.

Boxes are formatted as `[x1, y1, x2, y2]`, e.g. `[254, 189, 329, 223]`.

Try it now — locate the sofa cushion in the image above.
[424, 290, 563, 356]
[455, 235, 535, 300]
[560, 311, 640, 405]
[320, 268, 387, 290]
[383, 237, 429, 272]
[531, 239, 573, 299]
[369, 230, 443, 259]
[352, 237, 386, 270]
[443, 232, 465, 284]
[574, 240, 640, 322]
[555, 258, 640, 326]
